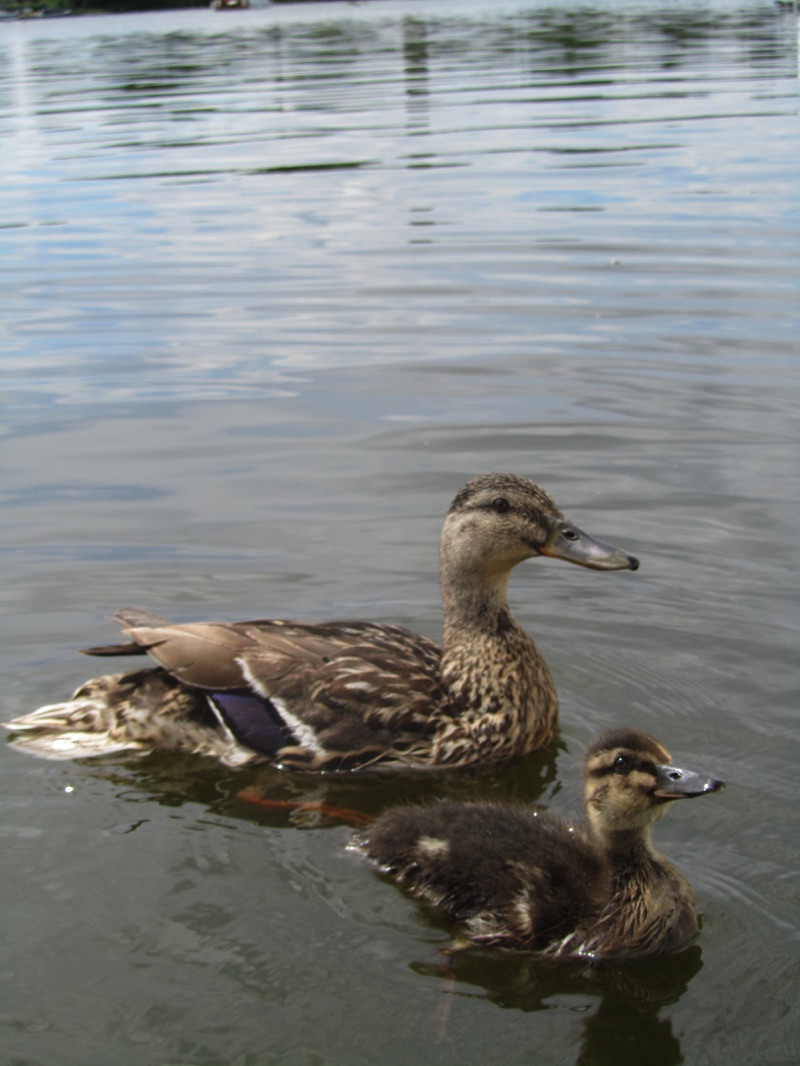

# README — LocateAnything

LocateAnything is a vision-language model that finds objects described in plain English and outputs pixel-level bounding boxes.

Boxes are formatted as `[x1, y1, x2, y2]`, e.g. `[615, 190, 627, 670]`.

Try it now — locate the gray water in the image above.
[1, 1, 798, 1064]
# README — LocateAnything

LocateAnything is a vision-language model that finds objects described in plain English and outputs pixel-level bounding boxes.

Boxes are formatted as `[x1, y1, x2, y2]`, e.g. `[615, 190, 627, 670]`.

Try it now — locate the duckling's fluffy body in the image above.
[362, 729, 724, 958]
[5, 474, 637, 771]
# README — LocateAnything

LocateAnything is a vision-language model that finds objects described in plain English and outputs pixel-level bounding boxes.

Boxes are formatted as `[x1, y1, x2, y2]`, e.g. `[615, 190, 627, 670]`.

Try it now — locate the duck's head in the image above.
[583, 728, 725, 838]
[441, 473, 639, 581]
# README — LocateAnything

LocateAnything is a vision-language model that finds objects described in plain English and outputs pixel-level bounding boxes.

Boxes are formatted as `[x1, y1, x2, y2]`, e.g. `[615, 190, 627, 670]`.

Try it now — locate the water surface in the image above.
[1, 2, 798, 1064]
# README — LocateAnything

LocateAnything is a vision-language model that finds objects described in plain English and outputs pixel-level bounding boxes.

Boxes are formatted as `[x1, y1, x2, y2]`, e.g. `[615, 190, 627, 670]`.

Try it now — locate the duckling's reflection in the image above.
[413, 944, 702, 1065]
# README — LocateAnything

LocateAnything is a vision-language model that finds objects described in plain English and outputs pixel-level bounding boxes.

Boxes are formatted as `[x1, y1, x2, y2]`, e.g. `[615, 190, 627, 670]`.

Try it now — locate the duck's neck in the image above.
[583, 823, 698, 957]
[440, 565, 517, 646]
[432, 558, 558, 761]
[598, 826, 658, 872]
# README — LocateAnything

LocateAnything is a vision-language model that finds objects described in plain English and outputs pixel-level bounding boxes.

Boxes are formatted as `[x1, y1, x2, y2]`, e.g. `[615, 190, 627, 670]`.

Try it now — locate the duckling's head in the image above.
[584, 728, 724, 839]
[441, 473, 639, 585]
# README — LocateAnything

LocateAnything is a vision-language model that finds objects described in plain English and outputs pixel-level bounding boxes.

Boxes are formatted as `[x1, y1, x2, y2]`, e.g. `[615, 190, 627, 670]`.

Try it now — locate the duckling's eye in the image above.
[612, 754, 634, 774]
[491, 497, 510, 514]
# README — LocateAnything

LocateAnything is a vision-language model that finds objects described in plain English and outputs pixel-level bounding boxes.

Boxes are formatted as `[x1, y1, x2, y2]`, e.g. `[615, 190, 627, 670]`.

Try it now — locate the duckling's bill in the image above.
[653, 762, 725, 801]
[540, 520, 640, 572]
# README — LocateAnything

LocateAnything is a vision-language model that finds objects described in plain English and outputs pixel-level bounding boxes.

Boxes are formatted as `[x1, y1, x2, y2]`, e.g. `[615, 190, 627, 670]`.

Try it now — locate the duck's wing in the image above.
[93, 612, 445, 769]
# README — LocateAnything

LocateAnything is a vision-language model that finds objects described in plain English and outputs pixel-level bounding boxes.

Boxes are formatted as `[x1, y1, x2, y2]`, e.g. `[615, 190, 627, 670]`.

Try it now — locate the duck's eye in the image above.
[562, 526, 580, 542]
[612, 754, 633, 774]
[492, 497, 510, 514]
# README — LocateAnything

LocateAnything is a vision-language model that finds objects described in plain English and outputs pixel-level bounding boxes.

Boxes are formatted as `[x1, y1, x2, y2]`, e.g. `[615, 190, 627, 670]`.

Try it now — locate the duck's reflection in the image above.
[85, 741, 562, 826]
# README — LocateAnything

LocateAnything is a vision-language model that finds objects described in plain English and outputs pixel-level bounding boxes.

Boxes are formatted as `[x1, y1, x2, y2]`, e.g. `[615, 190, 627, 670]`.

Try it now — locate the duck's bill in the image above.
[653, 763, 725, 801]
[540, 521, 640, 571]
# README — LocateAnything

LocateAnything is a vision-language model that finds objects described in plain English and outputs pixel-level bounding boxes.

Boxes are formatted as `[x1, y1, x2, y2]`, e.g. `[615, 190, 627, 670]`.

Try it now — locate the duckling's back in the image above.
[364, 801, 609, 949]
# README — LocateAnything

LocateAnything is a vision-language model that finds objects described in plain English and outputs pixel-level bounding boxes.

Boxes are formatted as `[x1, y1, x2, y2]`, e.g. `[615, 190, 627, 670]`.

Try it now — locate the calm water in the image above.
[1, 1, 798, 1063]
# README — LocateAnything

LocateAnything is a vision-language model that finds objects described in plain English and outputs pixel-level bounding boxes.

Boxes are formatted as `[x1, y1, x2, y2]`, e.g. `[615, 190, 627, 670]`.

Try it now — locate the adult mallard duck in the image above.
[361, 728, 724, 957]
[5, 473, 638, 771]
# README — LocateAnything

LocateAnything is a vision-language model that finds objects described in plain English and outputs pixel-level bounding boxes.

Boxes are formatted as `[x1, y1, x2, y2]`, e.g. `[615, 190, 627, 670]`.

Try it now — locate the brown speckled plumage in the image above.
[362, 729, 724, 958]
[4, 474, 637, 771]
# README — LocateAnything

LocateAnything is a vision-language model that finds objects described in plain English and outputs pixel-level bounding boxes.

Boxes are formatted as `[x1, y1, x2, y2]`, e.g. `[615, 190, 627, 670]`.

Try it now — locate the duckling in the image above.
[361, 729, 724, 957]
[4, 474, 638, 771]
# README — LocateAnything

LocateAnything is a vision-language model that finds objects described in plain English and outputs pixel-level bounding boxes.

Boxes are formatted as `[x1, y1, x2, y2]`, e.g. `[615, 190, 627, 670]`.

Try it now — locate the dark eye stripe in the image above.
[588, 753, 658, 778]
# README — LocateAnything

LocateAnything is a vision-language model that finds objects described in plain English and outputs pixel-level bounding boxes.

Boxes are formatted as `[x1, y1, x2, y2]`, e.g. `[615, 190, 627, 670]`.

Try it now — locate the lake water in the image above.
[1, 1, 798, 1063]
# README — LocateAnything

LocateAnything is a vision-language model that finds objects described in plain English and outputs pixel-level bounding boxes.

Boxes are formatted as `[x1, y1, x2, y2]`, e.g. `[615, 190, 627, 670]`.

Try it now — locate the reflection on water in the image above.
[1, 2, 798, 1066]
[2, 0, 796, 406]
[416, 946, 703, 1066]
[79, 739, 563, 824]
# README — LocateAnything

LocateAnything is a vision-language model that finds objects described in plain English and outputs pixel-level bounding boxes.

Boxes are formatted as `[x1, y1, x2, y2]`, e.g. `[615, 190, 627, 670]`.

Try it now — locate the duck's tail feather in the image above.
[82, 608, 171, 657]
[4, 670, 261, 767]
[82, 642, 148, 657]
[114, 608, 171, 627]
[3, 697, 143, 759]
